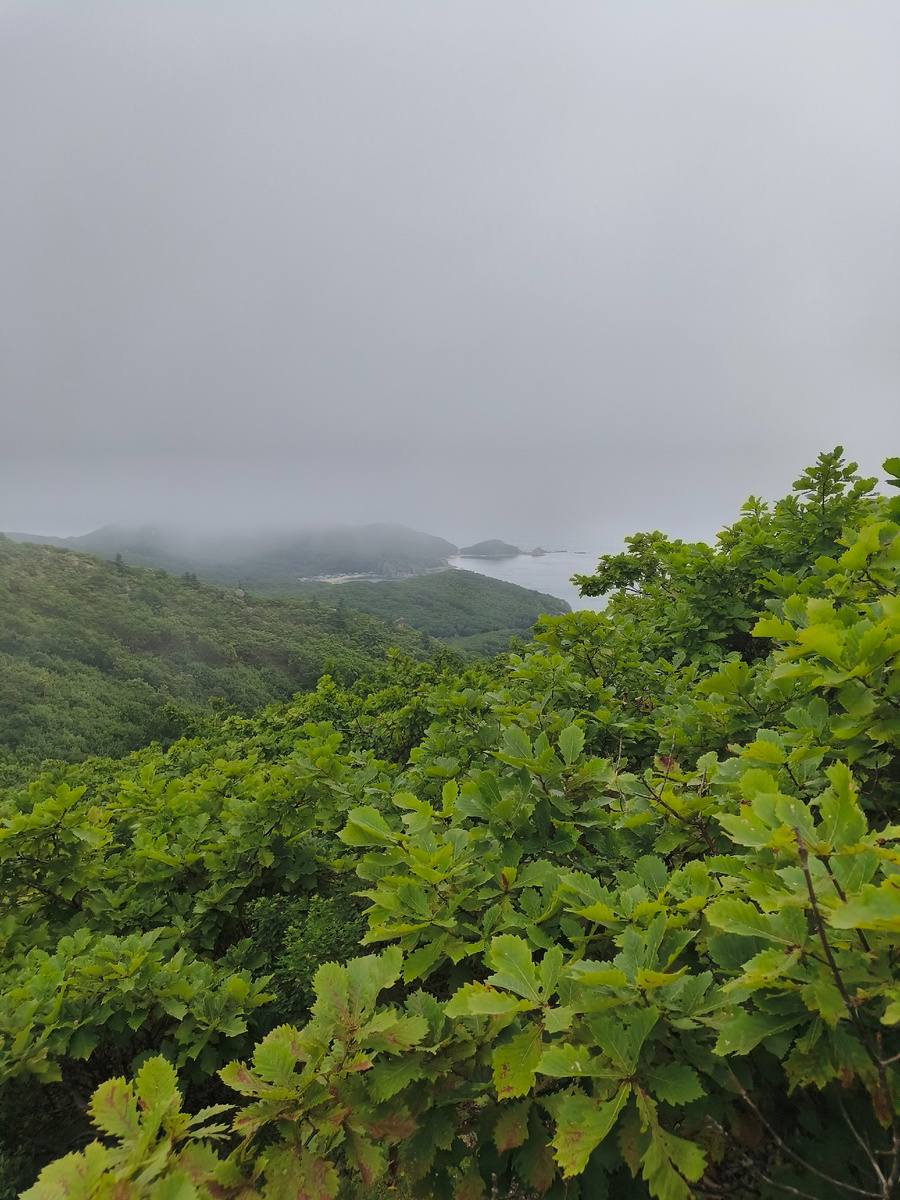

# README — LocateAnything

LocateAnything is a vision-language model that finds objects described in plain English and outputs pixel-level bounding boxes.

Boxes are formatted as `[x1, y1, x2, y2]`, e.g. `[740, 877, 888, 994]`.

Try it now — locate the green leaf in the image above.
[634, 855, 667, 894]
[311, 962, 350, 1024]
[487, 936, 541, 1002]
[135, 1056, 179, 1112]
[588, 1008, 659, 1074]
[558, 725, 585, 765]
[21, 1142, 113, 1200]
[572, 901, 618, 923]
[338, 806, 397, 848]
[713, 1009, 801, 1055]
[831, 849, 879, 894]
[441, 779, 459, 813]
[643, 1062, 704, 1106]
[550, 1086, 629, 1177]
[218, 1061, 270, 1095]
[454, 1171, 486, 1200]
[567, 964, 628, 988]
[445, 982, 534, 1018]
[717, 810, 775, 849]
[269, 1149, 339, 1200]
[741, 739, 785, 765]
[829, 879, 900, 931]
[539, 945, 564, 997]
[800, 979, 846, 1027]
[733, 947, 801, 989]
[753, 616, 797, 640]
[147, 1173, 197, 1200]
[539, 1043, 619, 1078]
[797, 621, 845, 666]
[544, 1005, 576, 1033]
[367, 1055, 421, 1102]
[635, 967, 687, 990]
[837, 679, 876, 720]
[88, 1078, 141, 1141]
[706, 899, 799, 946]
[402, 938, 448, 982]
[361, 1012, 429, 1054]
[739, 768, 785, 804]
[774, 793, 816, 843]
[493, 1024, 543, 1099]
[345, 1131, 387, 1187]
[68, 1027, 100, 1060]
[346, 947, 403, 1014]
[455, 786, 491, 820]
[630, 1091, 707, 1199]
[502, 726, 533, 761]
[817, 762, 867, 850]
[253, 1030, 300, 1087]
[643, 1128, 707, 1200]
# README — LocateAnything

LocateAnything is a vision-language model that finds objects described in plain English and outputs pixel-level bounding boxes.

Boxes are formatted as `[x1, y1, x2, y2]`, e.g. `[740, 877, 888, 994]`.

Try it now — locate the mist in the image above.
[2, 0, 899, 549]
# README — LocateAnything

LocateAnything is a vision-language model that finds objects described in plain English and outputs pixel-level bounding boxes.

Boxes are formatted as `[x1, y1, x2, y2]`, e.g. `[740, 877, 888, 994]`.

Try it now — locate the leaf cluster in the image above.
[12, 450, 900, 1200]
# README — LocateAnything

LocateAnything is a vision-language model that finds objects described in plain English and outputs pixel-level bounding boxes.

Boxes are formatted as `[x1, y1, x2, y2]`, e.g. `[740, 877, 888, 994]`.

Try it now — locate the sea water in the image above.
[448, 551, 607, 611]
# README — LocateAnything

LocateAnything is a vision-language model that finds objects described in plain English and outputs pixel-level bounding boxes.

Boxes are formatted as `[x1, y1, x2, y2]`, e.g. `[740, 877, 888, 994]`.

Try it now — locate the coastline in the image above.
[300, 565, 452, 585]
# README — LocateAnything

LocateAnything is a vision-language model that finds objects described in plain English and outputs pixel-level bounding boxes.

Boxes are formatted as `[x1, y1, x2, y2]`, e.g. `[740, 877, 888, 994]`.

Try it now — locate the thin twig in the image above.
[728, 1070, 880, 1199]
[837, 1094, 886, 1189]
[822, 856, 872, 954]
[794, 828, 881, 1074]
[754, 1169, 850, 1200]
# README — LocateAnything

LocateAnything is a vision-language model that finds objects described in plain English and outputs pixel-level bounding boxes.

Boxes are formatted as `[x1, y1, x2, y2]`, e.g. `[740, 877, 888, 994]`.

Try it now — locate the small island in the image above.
[457, 539, 522, 557]
[457, 539, 549, 558]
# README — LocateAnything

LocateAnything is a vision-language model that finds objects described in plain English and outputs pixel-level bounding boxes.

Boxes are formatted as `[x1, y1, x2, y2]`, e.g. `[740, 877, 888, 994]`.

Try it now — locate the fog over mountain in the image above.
[4, 522, 461, 584]
[2, 1, 899, 548]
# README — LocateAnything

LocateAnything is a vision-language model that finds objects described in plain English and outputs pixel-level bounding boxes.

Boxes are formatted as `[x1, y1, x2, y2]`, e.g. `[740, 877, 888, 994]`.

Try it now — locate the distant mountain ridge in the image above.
[4, 523, 460, 591]
[4, 524, 557, 593]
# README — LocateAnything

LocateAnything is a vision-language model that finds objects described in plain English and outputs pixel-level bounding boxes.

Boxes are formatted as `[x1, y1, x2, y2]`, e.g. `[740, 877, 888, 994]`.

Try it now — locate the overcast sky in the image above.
[1, 0, 899, 548]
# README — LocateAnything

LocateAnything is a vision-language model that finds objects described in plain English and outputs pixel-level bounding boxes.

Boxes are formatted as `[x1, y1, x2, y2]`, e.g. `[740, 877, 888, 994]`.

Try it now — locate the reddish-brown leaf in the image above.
[494, 1100, 532, 1153]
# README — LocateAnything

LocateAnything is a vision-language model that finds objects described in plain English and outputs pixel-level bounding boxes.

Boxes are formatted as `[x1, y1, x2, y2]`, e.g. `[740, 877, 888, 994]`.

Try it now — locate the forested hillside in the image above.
[0, 538, 431, 778]
[6, 450, 900, 1200]
[298, 568, 570, 654]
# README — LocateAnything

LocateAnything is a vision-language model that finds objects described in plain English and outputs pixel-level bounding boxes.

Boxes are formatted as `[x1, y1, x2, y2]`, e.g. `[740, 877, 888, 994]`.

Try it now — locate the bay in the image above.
[447, 551, 607, 611]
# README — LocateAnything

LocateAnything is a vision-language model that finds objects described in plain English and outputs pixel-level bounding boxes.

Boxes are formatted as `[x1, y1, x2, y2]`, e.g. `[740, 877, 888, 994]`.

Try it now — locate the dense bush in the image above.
[0, 538, 433, 778]
[6, 449, 900, 1200]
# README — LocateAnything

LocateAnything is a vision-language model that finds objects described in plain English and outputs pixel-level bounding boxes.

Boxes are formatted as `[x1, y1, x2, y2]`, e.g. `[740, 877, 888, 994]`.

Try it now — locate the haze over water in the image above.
[449, 553, 607, 611]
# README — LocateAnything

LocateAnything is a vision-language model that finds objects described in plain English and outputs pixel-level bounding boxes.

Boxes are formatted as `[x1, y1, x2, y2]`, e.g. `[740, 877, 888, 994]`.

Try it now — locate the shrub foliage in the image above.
[5, 449, 900, 1199]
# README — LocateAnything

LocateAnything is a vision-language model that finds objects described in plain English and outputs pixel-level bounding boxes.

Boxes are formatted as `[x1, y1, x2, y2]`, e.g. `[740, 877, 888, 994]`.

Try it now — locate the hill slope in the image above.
[298, 568, 570, 654]
[5, 523, 459, 587]
[0, 537, 432, 774]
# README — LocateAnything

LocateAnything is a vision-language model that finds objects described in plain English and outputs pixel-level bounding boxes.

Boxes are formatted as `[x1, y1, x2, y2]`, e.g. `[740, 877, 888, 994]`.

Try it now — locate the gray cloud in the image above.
[2, 0, 899, 547]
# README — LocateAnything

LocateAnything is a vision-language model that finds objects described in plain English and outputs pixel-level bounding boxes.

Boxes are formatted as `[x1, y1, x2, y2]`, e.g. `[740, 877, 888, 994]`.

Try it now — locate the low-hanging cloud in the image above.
[2, 0, 899, 548]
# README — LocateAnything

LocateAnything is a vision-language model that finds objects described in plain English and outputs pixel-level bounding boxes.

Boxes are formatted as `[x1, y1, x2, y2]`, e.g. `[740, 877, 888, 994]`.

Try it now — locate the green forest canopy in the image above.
[0, 536, 431, 776]
[0, 542, 564, 780]
[296, 568, 569, 642]
[4, 449, 900, 1200]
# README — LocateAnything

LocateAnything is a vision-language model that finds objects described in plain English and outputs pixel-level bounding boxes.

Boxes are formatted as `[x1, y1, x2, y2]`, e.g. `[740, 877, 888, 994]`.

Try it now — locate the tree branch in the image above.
[727, 1069, 881, 1199]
